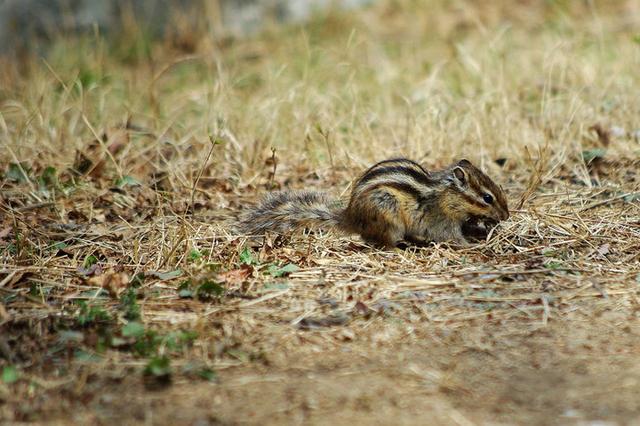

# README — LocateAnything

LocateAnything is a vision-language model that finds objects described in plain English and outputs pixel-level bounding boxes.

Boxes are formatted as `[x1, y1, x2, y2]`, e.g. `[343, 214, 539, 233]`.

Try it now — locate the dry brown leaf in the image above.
[0, 302, 10, 322]
[106, 127, 129, 157]
[597, 244, 610, 257]
[589, 124, 611, 147]
[0, 227, 12, 240]
[353, 300, 372, 316]
[1, 270, 28, 289]
[88, 270, 130, 298]
[217, 265, 253, 285]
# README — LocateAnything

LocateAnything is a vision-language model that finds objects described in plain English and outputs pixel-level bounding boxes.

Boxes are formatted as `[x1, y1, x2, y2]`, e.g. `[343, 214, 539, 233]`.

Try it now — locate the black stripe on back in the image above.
[363, 181, 425, 203]
[366, 158, 429, 173]
[358, 165, 434, 187]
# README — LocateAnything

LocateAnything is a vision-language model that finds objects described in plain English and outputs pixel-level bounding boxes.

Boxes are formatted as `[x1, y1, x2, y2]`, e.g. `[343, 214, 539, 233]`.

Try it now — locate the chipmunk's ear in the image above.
[452, 166, 467, 186]
[457, 159, 472, 167]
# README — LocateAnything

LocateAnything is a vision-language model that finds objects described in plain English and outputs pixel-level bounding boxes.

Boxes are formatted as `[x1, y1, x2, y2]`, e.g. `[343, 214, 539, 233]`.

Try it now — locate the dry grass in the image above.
[1, 1, 640, 424]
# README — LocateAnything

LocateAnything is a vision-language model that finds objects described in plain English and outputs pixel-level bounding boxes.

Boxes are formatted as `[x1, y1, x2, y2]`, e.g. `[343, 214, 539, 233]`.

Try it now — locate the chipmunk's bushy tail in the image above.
[238, 190, 345, 235]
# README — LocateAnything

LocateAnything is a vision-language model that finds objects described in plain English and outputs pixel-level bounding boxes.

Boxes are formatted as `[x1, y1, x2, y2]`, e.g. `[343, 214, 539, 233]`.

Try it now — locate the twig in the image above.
[579, 192, 634, 212]
[190, 135, 218, 212]
[269, 147, 278, 190]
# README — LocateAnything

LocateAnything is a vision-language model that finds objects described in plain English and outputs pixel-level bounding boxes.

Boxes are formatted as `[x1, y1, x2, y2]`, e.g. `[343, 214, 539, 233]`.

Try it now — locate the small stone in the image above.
[610, 125, 626, 138]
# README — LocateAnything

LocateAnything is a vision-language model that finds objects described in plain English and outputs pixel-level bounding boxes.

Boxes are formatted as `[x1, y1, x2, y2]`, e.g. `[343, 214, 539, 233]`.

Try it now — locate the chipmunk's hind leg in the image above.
[401, 234, 430, 247]
[351, 190, 406, 248]
[361, 224, 404, 248]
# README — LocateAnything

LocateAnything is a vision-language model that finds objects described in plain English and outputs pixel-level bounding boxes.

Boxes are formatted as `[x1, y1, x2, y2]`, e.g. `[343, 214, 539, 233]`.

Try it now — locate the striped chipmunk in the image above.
[238, 158, 509, 248]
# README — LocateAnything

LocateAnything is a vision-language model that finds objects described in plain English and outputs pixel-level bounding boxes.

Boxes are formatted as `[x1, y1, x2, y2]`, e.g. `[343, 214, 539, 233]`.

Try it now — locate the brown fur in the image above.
[238, 158, 509, 248]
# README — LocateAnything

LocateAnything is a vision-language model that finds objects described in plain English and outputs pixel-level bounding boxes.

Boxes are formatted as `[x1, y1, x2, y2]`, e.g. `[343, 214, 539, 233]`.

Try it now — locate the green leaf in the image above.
[2, 243, 17, 256]
[6, 163, 29, 183]
[77, 68, 102, 88]
[58, 330, 84, 343]
[39, 166, 59, 188]
[76, 301, 111, 326]
[129, 272, 146, 288]
[188, 249, 202, 262]
[268, 263, 299, 278]
[110, 337, 127, 347]
[582, 149, 606, 163]
[196, 280, 224, 299]
[177, 280, 194, 298]
[132, 330, 161, 356]
[29, 282, 43, 297]
[153, 270, 182, 280]
[208, 136, 224, 147]
[623, 193, 640, 203]
[279, 263, 299, 274]
[52, 241, 68, 251]
[2, 366, 19, 384]
[115, 175, 141, 188]
[263, 282, 290, 290]
[119, 288, 140, 321]
[197, 368, 217, 382]
[164, 330, 198, 351]
[122, 321, 145, 338]
[178, 289, 193, 298]
[239, 247, 256, 265]
[144, 356, 171, 377]
[83, 254, 98, 268]
[74, 350, 103, 362]
[544, 261, 563, 270]
[267, 264, 279, 277]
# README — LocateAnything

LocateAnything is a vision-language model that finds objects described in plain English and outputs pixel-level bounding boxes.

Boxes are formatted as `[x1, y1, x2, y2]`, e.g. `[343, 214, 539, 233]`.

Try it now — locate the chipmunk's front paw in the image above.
[454, 238, 472, 248]
[461, 216, 498, 242]
[448, 230, 472, 248]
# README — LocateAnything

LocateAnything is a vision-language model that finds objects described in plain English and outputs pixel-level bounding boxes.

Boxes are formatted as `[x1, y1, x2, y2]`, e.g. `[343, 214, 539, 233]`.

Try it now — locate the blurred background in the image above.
[1, 0, 639, 184]
[0, 0, 375, 54]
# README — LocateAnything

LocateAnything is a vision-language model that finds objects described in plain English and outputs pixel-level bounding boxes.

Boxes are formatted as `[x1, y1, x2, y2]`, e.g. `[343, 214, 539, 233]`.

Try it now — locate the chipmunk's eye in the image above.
[482, 193, 494, 204]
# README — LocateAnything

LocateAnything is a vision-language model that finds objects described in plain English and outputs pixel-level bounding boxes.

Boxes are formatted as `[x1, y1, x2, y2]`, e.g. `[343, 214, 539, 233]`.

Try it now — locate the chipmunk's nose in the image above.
[501, 209, 510, 221]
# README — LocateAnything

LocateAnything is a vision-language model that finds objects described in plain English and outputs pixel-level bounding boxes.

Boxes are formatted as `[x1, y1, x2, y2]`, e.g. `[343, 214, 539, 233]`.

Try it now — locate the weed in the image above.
[195, 280, 225, 300]
[75, 301, 111, 327]
[115, 175, 141, 188]
[267, 263, 299, 278]
[144, 356, 171, 377]
[239, 248, 257, 266]
[2, 366, 19, 384]
[82, 255, 99, 269]
[188, 249, 203, 262]
[119, 288, 141, 321]
[5, 163, 30, 183]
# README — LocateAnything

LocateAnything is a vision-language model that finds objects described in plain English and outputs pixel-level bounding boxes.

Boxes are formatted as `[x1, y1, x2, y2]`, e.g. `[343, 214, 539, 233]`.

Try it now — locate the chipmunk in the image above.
[238, 158, 509, 248]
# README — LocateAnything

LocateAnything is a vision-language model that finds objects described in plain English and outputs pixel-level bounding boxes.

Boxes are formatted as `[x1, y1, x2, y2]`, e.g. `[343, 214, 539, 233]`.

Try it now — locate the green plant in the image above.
[75, 301, 111, 326]
[119, 288, 141, 321]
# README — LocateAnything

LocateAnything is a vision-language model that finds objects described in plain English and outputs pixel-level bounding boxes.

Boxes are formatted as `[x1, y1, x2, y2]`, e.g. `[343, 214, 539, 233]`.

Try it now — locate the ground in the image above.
[1, 1, 640, 425]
